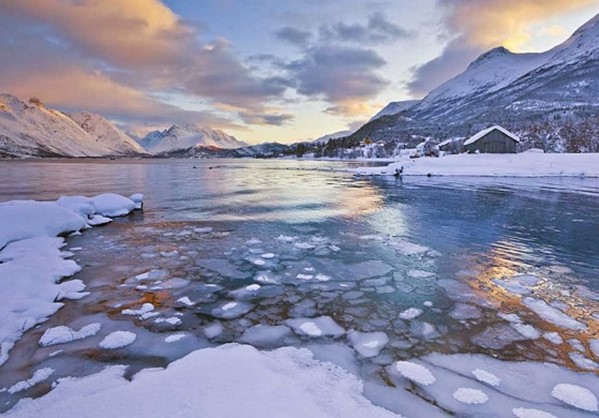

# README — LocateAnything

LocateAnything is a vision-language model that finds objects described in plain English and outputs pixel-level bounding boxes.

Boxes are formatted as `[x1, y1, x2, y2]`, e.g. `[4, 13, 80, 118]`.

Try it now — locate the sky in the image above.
[0, 0, 598, 144]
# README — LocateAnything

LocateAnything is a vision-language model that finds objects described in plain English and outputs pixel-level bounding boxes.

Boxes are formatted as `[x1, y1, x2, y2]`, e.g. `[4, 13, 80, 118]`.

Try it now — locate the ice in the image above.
[449, 303, 482, 320]
[493, 274, 540, 296]
[512, 408, 557, 418]
[99, 331, 137, 349]
[203, 322, 224, 339]
[590, 339, 599, 357]
[407, 270, 435, 278]
[453, 387, 489, 404]
[154, 317, 182, 326]
[511, 323, 541, 339]
[199, 258, 251, 280]
[551, 383, 598, 411]
[472, 369, 501, 387]
[348, 331, 389, 358]
[398, 308, 423, 320]
[239, 325, 293, 348]
[472, 324, 526, 349]
[294, 242, 316, 250]
[388, 240, 429, 255]
[194, 226, 213, 233]
[121, 303, 154, 316]
[4, 345, 395, 418]
[410, 321, 440, 340]
[6, 368, 54, 395]
[129, 193, 144, 210]
[285, 316, 345, 338]
[39, 323, 101, 347]
[568, 352, 598, 371]
[261, 253, 275, 259]
[423, 301, 433, 307]
[393, 361, 436, 385]
[523, 297, 586, 330]
[211, 301, 253, 319]
[164, 334, 187, 343]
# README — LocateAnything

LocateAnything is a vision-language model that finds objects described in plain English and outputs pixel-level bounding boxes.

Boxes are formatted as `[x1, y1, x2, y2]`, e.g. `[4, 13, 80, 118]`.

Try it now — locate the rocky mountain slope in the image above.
[0, 94, 145, 158]
[349, 12, 599, 152]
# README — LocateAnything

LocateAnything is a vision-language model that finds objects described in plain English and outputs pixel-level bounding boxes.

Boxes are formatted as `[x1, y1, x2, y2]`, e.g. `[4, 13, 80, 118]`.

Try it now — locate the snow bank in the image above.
[355, 153, 599, 178]
[0, 193, 142, 367]
[6, 344, 395, 418]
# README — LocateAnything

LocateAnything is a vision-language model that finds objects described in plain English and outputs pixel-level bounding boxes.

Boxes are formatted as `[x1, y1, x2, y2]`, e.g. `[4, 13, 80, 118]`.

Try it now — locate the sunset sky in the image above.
[1, 0, 598, 143]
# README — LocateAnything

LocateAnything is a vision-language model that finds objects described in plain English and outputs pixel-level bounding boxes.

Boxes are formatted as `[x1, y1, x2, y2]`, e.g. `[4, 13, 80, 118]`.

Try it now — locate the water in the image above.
[1, 159, 599, 415]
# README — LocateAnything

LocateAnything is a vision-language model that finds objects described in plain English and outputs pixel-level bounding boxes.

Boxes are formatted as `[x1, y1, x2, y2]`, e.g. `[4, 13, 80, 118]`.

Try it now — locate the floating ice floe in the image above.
[523, 297, 586, 330]
[211, 301, 253, 319]
[399, 307, 423, 320]
[164, 334, 187, 343]
[39, 323, 101, 347]
[203, 322, 224, 339]
[121, 303, 154, 316]
[177, 297, 194, 306]
[449, 303, 482, 320]
[99, 331, 137, 349]
[551, 383, 598, 412]
[239, 325, 293, 348]
[348, 331, 389, 358]
[285, 316, 345, 338]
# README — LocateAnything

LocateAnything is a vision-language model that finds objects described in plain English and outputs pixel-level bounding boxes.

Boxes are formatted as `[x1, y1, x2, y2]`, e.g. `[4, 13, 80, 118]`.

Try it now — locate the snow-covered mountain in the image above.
[139, 124, 246, 154]
[312, 129, 355, 145]
[68, 112, 146, 155]
[0, 94, 145, 158]
[368, 100, 420, 122]
[350, 12, 599, 151]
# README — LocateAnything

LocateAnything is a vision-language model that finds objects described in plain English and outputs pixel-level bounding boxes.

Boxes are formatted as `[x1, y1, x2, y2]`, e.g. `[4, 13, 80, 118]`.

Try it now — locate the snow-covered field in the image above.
[355, 152, 599, 177]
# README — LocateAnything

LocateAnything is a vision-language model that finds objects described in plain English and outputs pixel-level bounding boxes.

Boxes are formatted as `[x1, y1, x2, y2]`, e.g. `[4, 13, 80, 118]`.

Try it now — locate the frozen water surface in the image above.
[1, 159, 599, 416]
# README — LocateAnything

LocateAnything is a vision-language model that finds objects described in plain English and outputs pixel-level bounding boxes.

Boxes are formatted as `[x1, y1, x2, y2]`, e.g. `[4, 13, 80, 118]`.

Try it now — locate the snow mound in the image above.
[551, 383, 598, 412]
[472, 369, 501, 387]
[5, 344, 394, 418]
[7, 368, 54, 395]
[39, 323, 101, 347]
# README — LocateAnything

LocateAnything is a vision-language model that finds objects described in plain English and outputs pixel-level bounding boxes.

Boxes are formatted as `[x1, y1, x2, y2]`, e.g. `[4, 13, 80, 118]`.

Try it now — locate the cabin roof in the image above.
[463, 125, 520, 146]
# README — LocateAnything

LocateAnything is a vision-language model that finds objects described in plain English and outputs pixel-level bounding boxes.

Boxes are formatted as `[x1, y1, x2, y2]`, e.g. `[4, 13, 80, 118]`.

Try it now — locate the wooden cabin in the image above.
[463, 126, 519, 154]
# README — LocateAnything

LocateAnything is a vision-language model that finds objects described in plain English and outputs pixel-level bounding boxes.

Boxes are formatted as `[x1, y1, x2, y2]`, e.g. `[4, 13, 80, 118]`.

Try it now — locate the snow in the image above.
[91, 194, 136, 217]
[98, 331, 137, 349]
[39, 323, 101, 347]
[164, 334, 187, 343]
[472, 369, 501, 387]
[394, 361, 436, 386]
[285, 316, 345, 338]
[512, 408, 557, 418]
[6, 368, 54, 395]
[5, 344, 394, 418]
[452, 387, 489, 404]
[355, 153, 599, 178]
[121, 303, 154, 316]
[139, 124, 246, 154]
[239, 325, 293, 348]
[551, 383, 598, 412]
[522, 297, 586, 330]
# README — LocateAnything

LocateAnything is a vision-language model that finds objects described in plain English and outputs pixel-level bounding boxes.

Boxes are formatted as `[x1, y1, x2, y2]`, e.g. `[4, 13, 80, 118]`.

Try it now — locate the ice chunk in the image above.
[551, 383, 598, 412]
[452, 388, 488, 404]
[407, 270, 435, 278]
[121, 303, 154, 316]
[154, 317, 182, 326]
[511, 323, 541, 340]
[348, 331, 389, 358]
[204, 322, 224, 339]
[194, 227, 213, 234]
[590, 339, 599, 357]
[211, 301, 253, 319]
[399, 308, 423, 320]
[39, 323, 101, 347]
[472, 369, 501, 387]
[7, 368, 54, 395]
[394, 361, 436, 385]
[177, 297, 194, 306]
[129, 193, 144, 210]
[285, 316, 345, 338]
[261, 253, 276, 259]
[91, 193, 135, 217]
[543, 332, 563, 345]
[523, 297, 586, 330]
[389, 240, 429, 255]
[99, 331, 137, 349]
[239, 325, 293, 348]
[450, 303, 482, 320]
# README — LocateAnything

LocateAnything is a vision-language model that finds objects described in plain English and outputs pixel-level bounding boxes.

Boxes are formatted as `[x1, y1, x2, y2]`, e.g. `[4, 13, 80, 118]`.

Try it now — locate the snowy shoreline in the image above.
[0, 193, 143, 366]
[354, 152, 599, 178]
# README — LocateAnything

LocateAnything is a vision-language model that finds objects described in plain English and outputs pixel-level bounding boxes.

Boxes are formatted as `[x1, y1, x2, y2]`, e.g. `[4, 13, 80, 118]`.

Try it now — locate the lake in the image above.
[1, 159, 599, 416]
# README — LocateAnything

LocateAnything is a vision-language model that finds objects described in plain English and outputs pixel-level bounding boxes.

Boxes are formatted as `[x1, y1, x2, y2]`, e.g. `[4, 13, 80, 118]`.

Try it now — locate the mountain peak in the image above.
[468, 46, 512, 70]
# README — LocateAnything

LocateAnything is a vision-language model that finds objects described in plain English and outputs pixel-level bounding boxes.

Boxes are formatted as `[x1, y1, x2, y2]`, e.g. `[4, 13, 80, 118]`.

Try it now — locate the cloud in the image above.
[0, 0, 292, 127]
[275, 27, 312, 47]
[287, 45, 388, 114]
[408, 0, 599, 96]
[319, 12, 413, 45]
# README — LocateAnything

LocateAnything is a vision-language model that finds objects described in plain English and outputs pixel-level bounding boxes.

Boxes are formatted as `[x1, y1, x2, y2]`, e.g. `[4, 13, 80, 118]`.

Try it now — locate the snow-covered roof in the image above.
[438, 138, 462, 147]
[464, 125, 520, 146]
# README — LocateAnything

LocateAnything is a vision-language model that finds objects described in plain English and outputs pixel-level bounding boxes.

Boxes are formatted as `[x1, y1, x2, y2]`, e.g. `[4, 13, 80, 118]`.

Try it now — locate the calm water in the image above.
[1, 159, 599, 415]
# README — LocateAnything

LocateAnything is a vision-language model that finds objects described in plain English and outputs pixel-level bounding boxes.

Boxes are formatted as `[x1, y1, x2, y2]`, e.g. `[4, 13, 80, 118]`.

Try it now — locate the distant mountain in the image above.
[0, 94, 144, 158]
[368, 100, 420, 122]
[68, 112, 146, 155]
[311, 129, 355, 145]
[139, 124, 247, 155]
[348, 12, 599, 153]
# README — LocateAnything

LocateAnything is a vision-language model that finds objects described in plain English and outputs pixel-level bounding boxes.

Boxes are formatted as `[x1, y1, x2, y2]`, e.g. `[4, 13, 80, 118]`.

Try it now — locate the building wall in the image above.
[464, 130, 517, 153]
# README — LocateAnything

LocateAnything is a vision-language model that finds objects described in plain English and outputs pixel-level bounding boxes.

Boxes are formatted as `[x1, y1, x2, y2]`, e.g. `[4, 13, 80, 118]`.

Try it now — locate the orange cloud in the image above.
[0, 0, 191, 68]
[446, 0, 599, 51]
